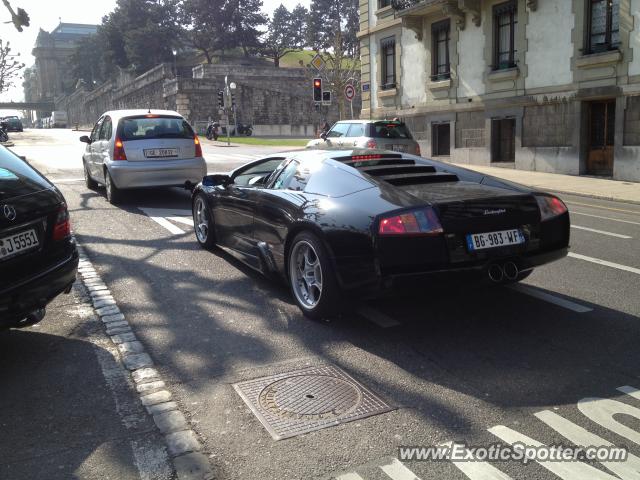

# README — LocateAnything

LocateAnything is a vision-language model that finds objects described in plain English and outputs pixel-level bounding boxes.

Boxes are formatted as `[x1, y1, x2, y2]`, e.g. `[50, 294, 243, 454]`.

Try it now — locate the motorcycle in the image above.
[0, 121, 9, 143]
[205, 121, 220, 141]
[232, 123, 253, 136]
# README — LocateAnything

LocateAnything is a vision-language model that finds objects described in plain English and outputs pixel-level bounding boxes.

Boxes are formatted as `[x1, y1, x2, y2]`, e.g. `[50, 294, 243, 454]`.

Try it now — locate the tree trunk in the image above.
[274, 56, 280, 68]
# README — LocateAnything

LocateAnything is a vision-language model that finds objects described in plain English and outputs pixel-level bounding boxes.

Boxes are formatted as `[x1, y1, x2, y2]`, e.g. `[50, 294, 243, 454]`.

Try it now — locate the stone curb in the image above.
[77, 249, 214, 480]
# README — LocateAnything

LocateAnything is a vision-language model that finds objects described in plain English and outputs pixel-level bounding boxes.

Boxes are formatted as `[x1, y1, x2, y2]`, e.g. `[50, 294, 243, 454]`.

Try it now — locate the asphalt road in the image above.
[6, 129, 640, 480]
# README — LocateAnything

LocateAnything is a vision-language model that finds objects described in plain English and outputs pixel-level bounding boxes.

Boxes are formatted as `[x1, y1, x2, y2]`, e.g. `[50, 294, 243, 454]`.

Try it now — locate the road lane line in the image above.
[571, 225, 632, 239]
[167, 216, 194, 226]
[379, 459, 422, 480]
[617, 385, 640, 400]
[568, 252, 640, 275]
[571, 211, 640, 226]
[489, 425, 619, 480]
[53, 178, 84, 183]
[335, 473, 366, 480]
[508, 284, 593, 313]
[139, 207, 191, 217]
[357, 306, 402, 328]
[139, 208, 186, 235]
[566, 201, 640, 214]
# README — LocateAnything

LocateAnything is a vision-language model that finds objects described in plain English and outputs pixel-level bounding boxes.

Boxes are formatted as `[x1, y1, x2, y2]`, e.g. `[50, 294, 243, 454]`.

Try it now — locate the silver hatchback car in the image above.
[81, 109, 207, 204]
[306, 119, 421, 156]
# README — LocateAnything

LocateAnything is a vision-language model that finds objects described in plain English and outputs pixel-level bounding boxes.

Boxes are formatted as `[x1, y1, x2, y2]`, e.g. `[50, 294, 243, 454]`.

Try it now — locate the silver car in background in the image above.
[306, 119, 421, 156]
[81, 109, 206, 204]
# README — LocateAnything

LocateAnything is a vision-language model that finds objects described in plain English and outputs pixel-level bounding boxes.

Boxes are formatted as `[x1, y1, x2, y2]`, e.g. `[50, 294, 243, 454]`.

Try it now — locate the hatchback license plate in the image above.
[466, 229, 524, 251]
[144, 148, 178, 158]
[0, 228, 39, 260]
[391, 144, 407, 152]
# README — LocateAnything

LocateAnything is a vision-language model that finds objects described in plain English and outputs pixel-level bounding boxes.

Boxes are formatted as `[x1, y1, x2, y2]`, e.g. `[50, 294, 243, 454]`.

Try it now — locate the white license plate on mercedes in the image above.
[144, 148, 178, 158]
[466, 229, 524, 251]
[0, 228, 39, 260]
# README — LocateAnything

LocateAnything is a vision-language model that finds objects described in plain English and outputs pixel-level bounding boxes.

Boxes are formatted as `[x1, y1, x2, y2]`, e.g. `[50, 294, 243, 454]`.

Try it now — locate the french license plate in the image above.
[144, 148, 178, 158]
[0, 228, 39, 260]
[391, 144, 407, 152]
[466, 229, 524, 251]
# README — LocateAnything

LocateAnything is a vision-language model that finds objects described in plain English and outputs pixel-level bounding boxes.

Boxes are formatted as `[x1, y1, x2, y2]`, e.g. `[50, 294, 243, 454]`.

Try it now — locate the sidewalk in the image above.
[451, 163, 640, 204]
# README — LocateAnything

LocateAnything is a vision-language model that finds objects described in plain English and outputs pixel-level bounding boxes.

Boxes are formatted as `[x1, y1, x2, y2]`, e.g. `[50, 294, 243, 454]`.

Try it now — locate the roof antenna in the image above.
[148, 103, 151, 114]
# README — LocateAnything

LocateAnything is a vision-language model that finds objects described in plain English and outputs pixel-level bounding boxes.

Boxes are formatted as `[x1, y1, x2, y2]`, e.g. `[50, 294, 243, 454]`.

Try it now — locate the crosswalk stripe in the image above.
[379, 459, 422, 480]
[167, 216, 194, 226]
[568, 252, 640, 275]
[441, 442, 513, 480]
[489, 425, 619, 479]
[507, 284, 593, 313]
[147, 216, 185, 235]
[571, 225, 632, 239]
[335, 473, 366, 480]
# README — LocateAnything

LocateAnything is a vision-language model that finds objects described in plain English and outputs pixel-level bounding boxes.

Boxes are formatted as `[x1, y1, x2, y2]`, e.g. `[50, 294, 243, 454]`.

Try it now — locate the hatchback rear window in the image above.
[0, 147, 51, 201]
[120, 116, 195, 141]
[370, 122, 412, 139]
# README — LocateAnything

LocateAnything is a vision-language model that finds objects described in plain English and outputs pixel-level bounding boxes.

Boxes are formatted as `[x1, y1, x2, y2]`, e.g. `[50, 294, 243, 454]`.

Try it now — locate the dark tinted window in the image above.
[0, 147, 51, 201]
[370, 122, 412, 139]
[120, 116, 195, 141]
[234, 158, 285, 186]
[304, 162, 374, 197]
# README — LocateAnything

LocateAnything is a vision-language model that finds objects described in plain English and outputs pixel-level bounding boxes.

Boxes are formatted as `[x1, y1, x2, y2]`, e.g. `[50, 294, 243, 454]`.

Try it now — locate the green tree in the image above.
[263, 5, 294, 68]
[289, 4, 309, 48]
[179, 0, 233, 63]
[0, 40, 25, 94]
[228, 0, 267, 57]
[69, 35, 107, 87]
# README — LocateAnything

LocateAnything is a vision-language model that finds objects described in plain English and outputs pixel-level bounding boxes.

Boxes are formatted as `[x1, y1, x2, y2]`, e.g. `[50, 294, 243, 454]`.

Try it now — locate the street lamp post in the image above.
[172, 49, 177, 77]
[229, 82, 237, 140]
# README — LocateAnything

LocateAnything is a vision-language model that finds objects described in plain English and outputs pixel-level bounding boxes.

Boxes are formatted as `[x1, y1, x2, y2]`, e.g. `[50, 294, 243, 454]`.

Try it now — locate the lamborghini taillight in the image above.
[378, 207, 443, 236]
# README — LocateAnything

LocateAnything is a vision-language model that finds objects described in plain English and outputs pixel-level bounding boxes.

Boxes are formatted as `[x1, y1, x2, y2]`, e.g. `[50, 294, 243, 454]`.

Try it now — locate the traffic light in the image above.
[322, 91, 331, 105]
[313, 78, 322, 102]
[217, 90, 225, 108]
[231, 92, 236, 109]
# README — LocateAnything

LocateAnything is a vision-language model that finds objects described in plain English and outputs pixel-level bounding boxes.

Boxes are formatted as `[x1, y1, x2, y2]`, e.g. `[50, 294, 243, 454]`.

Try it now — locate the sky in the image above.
[0, 0, 310, 107]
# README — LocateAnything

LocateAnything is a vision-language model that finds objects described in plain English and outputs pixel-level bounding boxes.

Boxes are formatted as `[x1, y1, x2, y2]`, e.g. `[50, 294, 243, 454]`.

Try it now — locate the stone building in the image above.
[31, 23, 97, 101]
[358, 0, 640, 182]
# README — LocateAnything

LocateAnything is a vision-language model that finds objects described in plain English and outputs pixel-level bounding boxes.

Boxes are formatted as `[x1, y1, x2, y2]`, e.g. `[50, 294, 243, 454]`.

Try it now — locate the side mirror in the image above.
[320, 132, 328, 140]
[79, 135, 91, 144]
[202, 174, 231, 187]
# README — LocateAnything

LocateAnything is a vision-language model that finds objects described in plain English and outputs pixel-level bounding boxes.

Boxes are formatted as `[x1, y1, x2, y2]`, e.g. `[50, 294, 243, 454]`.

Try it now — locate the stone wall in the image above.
[56, 62, 362, 136]
[624, 96, 640, 146]
[523, 102, 576, 148]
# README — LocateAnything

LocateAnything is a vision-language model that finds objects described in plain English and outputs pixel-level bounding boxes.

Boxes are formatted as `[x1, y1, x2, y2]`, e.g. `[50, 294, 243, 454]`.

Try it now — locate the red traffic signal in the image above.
[313, 78, 322, 102]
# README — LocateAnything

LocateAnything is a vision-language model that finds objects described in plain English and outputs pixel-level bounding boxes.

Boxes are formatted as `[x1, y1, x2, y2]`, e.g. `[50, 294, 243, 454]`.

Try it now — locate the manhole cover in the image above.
[233, 365, 394, 440]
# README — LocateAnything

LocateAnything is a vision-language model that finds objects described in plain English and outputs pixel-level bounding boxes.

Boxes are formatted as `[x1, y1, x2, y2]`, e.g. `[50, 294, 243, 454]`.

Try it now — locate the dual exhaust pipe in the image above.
[488, 261, 519, 283]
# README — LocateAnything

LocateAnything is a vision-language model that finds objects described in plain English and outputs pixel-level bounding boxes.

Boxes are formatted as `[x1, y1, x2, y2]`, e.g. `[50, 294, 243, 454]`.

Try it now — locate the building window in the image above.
[432, 123, 451, 156]
[431, 20, 450, 81]
[493, 1, 517, 70]
[587, 0, 620, 53]
[381, 37, 396, 90]
[379, 0, 392, 8]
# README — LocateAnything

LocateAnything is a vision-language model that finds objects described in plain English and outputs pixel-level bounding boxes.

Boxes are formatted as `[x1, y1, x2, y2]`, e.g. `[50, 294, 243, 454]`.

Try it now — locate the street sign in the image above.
[362, 83, 370, 92]
[344, 84, 355, 102]
[310, 53, 325, 71]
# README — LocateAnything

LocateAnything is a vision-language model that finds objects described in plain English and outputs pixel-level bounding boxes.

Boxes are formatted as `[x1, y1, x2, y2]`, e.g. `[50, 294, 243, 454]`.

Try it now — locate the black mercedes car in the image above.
[0, 146, 78, 329]
[191, 149, 569, 319]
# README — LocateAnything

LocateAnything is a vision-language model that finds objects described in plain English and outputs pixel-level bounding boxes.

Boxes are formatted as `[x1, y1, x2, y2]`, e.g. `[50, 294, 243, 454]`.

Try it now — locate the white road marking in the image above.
[568, 252, 640, 275]
[566, 201, 640, 214]
[357, 306, 402, 328]
[53, 177, 84, 183]
[578, 397, 640, 446]
[441, 441, 513, 480]
[571, 211, 640, 226]
[489, 425, 620, 479]
[335, 473, 366, 480]
[508, 284, 593, 313]
[139, 207, 191, 217]
[167, 216, 194, 226]
[571, 225, 632, 239]
[535, 409, 640, 480]
[618, 385, 640, 401]
[379, 458, 422, 480]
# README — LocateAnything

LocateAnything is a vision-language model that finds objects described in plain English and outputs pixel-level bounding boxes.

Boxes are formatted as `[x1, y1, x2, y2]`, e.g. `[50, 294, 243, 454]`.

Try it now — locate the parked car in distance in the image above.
[81, 109, 207, 204]
[0, 146, 78, 329]
[1, 116, 24, 132]
[306, 120, 421, 156]
[191, 149, 569, 319]
[51, 111, 68, 128]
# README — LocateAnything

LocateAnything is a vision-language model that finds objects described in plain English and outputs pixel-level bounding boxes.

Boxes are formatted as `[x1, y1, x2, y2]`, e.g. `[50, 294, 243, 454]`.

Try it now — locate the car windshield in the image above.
[370, 122, 412, 139]
[120, 116, 194, 141]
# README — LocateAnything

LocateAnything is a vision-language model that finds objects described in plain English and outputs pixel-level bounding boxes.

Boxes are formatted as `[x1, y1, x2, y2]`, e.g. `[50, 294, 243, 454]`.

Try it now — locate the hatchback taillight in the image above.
[53, 206, 71, 241]
[378, 207, 443, 236]
[194, 135, 203, 157]
[113, 137, 127, 161]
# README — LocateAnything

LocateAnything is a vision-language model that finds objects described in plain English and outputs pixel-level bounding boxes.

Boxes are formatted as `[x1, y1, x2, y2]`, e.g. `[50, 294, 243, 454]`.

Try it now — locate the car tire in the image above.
[288, 231, 341, 320]
[105, 170, 122, 204]
[84, 162, 98, 190]
[193, 193, 217, 250]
